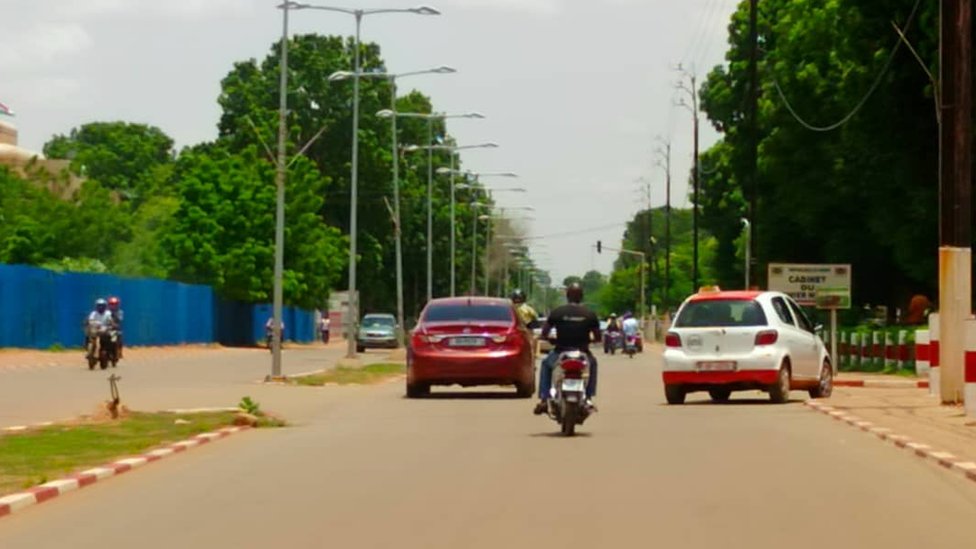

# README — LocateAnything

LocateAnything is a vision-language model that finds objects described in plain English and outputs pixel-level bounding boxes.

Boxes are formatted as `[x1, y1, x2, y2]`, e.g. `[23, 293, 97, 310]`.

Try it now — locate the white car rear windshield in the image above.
[424, 304, 513, 322]
[674, 299, 768, 328]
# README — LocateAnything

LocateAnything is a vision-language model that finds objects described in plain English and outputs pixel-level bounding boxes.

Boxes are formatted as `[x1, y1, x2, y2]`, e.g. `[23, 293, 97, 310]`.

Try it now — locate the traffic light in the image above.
[596, 240, 602, 254]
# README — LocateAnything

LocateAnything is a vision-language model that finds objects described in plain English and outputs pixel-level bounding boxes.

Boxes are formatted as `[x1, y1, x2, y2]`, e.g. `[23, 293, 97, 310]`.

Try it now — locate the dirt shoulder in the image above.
[825, 383, 976, 463]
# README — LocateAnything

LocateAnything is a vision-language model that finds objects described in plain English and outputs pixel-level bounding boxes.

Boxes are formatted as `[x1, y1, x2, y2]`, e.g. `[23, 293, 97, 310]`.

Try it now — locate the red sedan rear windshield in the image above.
[674, 299, 768, 328]
[423, 303, 513, 323]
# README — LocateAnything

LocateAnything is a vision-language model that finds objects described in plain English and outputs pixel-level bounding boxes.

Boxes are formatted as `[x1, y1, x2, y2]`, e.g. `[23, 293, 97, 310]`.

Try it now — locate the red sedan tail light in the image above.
[755, 330, 779, 346]
[665, 332, 682, 348]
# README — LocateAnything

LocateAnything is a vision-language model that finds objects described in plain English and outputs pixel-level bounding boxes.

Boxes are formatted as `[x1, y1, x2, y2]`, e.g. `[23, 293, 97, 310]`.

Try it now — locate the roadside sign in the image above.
[767, 263, 852, 309]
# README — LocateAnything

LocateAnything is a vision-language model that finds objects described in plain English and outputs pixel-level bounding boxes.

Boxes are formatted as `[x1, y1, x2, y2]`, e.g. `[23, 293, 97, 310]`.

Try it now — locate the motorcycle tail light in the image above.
[561, 359, 586, 373]
[665, 332, 682, 348]
[755, 330, 779, 346]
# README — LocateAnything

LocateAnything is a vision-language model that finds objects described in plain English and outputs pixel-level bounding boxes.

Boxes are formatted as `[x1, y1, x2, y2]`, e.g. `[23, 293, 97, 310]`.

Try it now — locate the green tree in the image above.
[163, 145, 345, 308]
[43, 122, 175, 202]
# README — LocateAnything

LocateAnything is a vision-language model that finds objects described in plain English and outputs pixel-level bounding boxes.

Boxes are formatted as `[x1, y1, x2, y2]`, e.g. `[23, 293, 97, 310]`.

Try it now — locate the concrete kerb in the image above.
[0, 425, 249, 519]
[804, 400, 976, 486]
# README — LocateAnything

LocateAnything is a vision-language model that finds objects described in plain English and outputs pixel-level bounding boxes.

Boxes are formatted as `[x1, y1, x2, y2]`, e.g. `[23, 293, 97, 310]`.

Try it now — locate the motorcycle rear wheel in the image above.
[561, 402, 578, 436]
[99, 356, 109, 370]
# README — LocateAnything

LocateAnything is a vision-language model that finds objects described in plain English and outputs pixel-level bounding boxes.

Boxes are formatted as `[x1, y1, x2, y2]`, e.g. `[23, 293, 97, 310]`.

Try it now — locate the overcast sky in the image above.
[2, 0, 740, 283]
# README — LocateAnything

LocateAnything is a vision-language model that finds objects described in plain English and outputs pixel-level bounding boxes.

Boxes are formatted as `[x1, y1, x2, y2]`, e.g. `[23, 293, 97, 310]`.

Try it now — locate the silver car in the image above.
[357, 313, 399, 352]
[662, 289, 833, 404]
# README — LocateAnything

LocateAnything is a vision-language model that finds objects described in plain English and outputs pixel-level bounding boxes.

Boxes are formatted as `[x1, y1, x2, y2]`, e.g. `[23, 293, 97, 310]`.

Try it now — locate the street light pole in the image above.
[271, 2, 291, 377]
[741, 218, 752, 290]
[449, 151, 457, 296]
[298, 3, 442, 359]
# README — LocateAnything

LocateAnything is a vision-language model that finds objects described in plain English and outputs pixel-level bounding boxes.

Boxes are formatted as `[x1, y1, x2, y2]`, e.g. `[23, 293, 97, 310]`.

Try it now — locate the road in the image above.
[3, 347, 976, 548]
[0, 343, 391, 429]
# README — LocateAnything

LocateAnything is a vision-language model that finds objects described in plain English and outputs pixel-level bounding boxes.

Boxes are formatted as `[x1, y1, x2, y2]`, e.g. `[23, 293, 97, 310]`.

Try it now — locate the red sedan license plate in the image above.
[449, 337, 484, 347]
[697, 361, 736, 372]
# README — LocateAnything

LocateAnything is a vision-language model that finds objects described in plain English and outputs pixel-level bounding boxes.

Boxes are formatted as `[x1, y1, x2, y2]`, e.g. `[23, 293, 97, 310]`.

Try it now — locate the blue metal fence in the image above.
[0, 264, 316, 348]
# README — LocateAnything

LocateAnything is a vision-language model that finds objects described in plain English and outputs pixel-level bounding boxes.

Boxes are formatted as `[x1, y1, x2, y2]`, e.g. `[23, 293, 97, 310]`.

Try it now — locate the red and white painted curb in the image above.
[833, 378, 929, 389]
[805, 400, 976, 484]
[0, 426, 249, 519]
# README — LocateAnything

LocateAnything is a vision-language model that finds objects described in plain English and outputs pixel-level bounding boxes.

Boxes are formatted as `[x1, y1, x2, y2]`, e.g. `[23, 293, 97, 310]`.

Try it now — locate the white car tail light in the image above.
[754, 330, 778, 346]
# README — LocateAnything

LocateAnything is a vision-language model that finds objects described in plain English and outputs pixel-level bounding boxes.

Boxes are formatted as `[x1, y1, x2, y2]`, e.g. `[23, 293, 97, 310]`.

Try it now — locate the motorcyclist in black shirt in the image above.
[533, 283, 601, 415]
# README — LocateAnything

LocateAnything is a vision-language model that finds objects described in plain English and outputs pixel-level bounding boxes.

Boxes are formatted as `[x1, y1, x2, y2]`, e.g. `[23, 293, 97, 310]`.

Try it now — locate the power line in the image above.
[523, 222, 630, 241]
[771, 0, 924, 133]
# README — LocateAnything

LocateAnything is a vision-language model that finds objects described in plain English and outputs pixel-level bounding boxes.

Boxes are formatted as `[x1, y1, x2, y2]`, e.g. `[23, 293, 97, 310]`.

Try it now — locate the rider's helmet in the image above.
[566, 283, 584, 304]
[107, 296, 120, 310]
[609, 313, 617, 319]
[510, 289, 526, 304]
[95, 298, 107, 313]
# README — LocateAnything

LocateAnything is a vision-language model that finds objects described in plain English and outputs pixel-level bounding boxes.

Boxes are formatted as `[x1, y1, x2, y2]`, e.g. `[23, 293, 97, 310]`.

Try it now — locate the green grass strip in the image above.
[0, 411, 237, 495]
[290, 363, 405, 386]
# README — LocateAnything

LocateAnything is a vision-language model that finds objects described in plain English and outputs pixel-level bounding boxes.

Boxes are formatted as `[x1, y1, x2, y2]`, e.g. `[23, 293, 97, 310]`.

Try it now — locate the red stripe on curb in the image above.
[968, 470, 976, 482]
[112, 463, 132, 474]
[834, 380, 866, 387]
[27, 486, 59, 503]
[72, 474, 97, 487]
[0, 505, 10, 518]
[170, 444, 187, 453]
[965, 351, 976, 383]
[144, 454, 162, 463]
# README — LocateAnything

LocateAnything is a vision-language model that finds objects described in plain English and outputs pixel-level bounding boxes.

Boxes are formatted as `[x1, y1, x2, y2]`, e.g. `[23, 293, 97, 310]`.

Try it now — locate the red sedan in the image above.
[407, 297, 536, 398]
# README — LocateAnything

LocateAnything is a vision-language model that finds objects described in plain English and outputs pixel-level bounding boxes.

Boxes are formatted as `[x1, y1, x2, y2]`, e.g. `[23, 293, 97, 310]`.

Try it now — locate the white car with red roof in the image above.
[662, 287, 833, 404]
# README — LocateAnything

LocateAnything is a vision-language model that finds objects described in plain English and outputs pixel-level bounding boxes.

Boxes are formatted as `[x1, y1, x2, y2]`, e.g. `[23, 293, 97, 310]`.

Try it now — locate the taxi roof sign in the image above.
[697, 285, 722, 294]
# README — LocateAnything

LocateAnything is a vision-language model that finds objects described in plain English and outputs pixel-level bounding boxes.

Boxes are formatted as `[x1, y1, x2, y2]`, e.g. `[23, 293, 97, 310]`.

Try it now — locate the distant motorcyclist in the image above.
[84, 299, 114, 359]
[107, 296, 124, 358]
[511, 289, 540, 329]
[265, 317, 285, 349]
[533, 283, 601, 415]
[621, 312, 639, 337]
[604, 313, 622, 353]
[606, 313, 621, 333]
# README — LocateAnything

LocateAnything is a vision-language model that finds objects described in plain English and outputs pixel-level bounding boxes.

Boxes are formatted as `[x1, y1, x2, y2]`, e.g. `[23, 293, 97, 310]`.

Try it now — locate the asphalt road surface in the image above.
[3, 347, 976, 548]
[0, 345, 390, 429]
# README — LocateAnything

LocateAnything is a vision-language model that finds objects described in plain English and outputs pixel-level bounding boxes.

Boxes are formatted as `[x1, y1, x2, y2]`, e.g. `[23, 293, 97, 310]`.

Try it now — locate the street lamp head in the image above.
[464, 112, 487, 119]
[403, 145, 422, 152]
[436, 167, 454, 175]
[376, 109, 395, 119]
[329, 70, 354, 82]
[478, 215, 491, 220]
[279, 1, 310, 9]
[431, 65, 456, 74]
[410, 5, 441, 15]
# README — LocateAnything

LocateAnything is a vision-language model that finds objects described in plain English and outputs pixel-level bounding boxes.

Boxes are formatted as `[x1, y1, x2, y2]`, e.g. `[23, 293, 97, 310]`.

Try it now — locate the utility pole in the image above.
[655, 138, 672, 313]
[746, 0, 760, 284]
[676, 65, 700, 290]
[938, 0, 972, 404]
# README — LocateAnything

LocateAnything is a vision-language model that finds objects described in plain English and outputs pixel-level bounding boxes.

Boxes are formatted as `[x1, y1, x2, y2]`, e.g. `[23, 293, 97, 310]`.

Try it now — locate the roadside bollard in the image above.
[897, 330, 910, 371]
[872, 331, 883, 370]
[965, 319, 976, 419]
[839, 332, 849, 369]
[885, 331, 897, 370]
[930, 313, 941, 398]
[850, 332, 860, 369]
[915, 329, 931, 377]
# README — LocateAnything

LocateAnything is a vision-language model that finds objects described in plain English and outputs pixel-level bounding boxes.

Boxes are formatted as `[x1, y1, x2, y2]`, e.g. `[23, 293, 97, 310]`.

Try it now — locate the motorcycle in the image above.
[623, 334, 638, 358]
[85, 320, 119, 370]
[603, 331, 622, 355]
[545, 349, 593, 436]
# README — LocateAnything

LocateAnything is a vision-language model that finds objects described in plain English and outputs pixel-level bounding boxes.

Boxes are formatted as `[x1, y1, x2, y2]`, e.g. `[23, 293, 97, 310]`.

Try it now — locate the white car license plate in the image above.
[449, 337, 484, 347]
[697, 361, 737, 372]
[561, 379, 585, 392]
